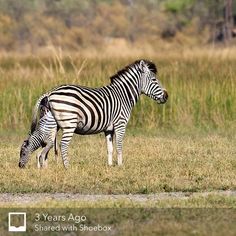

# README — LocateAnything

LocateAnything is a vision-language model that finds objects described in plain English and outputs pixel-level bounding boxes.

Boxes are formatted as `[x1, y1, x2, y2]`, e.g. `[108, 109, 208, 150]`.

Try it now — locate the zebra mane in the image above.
[143, 60, 157, 74]
[110, 59, 157, 84]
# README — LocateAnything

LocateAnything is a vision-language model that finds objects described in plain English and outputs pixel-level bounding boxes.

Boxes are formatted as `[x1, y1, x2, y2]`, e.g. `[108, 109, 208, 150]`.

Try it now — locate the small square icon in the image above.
[8, 212, 26, 232]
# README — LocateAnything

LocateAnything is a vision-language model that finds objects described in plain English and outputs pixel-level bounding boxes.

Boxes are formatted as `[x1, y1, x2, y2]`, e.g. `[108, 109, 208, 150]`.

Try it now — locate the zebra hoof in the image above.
[117, 158, 122, 166]
[43, 161, 48, 169]
[63, 164, 70, 169]
[19, 162, 25, 168]
[117, 161, 123, 166]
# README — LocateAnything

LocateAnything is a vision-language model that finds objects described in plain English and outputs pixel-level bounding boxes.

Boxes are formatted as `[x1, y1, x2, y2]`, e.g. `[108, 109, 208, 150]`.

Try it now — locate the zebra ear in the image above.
[139, 60, 146, 72]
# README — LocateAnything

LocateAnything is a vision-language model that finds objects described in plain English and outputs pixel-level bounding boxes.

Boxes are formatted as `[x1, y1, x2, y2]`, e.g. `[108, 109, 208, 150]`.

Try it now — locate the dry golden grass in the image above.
[1, 132, 235, 194]
[0, 48, 235, 132]
[0, 49, 235, 201]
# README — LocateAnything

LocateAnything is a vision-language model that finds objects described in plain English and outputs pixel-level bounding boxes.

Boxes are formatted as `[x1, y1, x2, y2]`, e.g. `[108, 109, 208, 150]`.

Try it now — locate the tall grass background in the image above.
[0, 48, 235, 134]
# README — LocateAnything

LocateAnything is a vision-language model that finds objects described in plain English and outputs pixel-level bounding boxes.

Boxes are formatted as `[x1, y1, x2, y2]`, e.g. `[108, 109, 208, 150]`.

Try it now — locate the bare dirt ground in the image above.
[1, 191, 236, 204]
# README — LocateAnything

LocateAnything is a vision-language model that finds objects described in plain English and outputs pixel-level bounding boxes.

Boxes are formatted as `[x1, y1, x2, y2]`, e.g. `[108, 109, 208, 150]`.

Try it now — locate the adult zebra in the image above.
[27, 59, 168, 168]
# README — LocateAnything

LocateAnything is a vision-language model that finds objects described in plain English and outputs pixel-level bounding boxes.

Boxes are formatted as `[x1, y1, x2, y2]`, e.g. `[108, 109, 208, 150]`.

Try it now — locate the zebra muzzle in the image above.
[18, 162, 25, 168]
[163, 90, 168, 101]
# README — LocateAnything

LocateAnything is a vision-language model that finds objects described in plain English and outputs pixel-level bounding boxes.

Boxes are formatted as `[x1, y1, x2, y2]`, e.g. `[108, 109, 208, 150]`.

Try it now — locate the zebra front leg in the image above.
[105, 131, 114, 166]
[36, 152, 42, 169]
[115, 125, 126, 166]
[39, 144, 53, 168]
[36, 151, 46, 168]
[36, 148, 45, 168]
[43, 150, 49, 168]
[61, 128, 76, 169]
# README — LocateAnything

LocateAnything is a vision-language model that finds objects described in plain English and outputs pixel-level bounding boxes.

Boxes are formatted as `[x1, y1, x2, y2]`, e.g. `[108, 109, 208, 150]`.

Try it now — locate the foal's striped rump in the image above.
[19, 106, 58, 168]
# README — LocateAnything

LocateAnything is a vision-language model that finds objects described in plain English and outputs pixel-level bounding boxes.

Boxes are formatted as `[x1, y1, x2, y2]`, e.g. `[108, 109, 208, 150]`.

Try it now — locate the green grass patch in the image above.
[0, 55, 235, 132]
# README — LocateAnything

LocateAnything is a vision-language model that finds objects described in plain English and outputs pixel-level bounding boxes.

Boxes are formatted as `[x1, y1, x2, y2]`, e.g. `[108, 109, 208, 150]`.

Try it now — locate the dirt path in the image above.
[1, 191, 236, 204]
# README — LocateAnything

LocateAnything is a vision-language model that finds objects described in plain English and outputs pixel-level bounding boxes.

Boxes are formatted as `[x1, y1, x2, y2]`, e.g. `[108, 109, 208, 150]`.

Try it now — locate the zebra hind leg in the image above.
[54, 135, 59, 164]
[60, 128, 76, 169]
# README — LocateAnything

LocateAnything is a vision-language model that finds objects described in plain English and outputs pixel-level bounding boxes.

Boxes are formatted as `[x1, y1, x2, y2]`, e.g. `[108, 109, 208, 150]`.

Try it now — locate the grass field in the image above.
[1, 131, 235, 194]
[0, 50, 235, 235]
[0, 49, 235, 133]
[0, 51, 236, 193]
[0, 50, 236, 193]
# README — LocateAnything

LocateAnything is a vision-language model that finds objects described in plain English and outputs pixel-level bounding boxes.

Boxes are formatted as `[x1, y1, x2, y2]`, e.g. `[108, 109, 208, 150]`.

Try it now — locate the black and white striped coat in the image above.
[27, 59, 168, 168]
[19, 106, 58, 168]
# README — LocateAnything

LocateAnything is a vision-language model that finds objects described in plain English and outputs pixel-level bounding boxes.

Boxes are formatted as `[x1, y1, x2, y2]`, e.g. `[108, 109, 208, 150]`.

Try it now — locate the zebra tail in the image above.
[30, 93, 49, 134]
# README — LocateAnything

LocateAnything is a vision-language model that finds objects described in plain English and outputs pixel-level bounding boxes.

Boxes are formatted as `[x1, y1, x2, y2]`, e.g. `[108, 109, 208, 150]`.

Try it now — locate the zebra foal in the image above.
[20, 59, 168, 168]
[19, 98, 58, 168]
